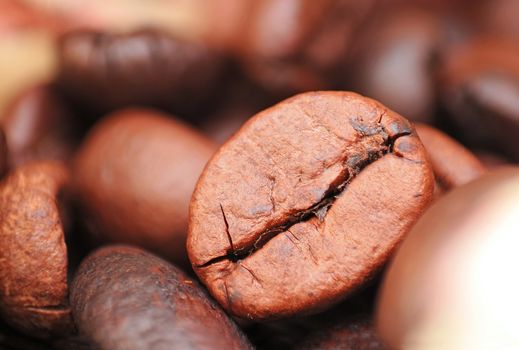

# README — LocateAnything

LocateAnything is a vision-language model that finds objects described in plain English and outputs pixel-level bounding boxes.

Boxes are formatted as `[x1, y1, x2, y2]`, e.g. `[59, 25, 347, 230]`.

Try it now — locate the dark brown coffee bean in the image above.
[439, 37, 519, 161]
[72, 108, 216, 265]
[235, 0, 376, 94]
[415, 123, 487, 190]
[70, 245, 252, 350]
[348, 7, 445, 123]
[0, 161, 74, 337]
[188, 91, 434, 320]
[57, 28, 226, 117]
[1, 84, 78, 167]
[296, 315, 386, 350]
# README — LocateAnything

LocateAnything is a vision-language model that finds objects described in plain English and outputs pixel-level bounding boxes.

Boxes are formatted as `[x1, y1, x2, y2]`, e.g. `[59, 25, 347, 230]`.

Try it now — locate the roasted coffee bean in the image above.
[0, 0, 65, 34]
[70, 245, 252, 350]
[415, 123, 486, 190]
[0, 161, 74, 337]
[439, 37, 519, 161]
[377, 167, 519, 349]
[57, 28, 226, 117]
[73, 108, 216, 265]
[1, 83, 78, 167]
[188, 91, 434, 320]
[296, 315, 385, 350]
[235, 0, 376, 94]
[348, 7, 445, 123]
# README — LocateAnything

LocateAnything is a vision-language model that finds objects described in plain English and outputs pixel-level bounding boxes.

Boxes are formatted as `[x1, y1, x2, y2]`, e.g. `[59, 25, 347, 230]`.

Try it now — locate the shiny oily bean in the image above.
[70, 245, 252, 350]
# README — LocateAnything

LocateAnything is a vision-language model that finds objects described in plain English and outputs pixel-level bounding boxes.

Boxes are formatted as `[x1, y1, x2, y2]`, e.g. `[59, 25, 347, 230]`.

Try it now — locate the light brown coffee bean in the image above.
[188, 91, 434, 320]
[0, 161, 73, 337]
[73, 108, 216, 265]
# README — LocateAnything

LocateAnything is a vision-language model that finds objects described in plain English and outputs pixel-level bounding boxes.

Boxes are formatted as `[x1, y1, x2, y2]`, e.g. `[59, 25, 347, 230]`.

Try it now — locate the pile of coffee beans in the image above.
[0, 0, 517, 349]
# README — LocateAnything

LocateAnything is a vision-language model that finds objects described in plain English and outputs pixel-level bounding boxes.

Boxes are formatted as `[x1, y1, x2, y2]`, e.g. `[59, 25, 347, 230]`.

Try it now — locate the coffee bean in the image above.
[0, 161, 74, 337]
[72, 108, 216, 265]
[57, 28, 226, 117]
[188, 91, 434, 320]
[415, 123, 486, 190]
[235, 0, 376, 94]
[439, 37, 519, 161]
[1, 84, 78, 167]
[70, 245, 252, 350]
[348, 7, 445, 123]
[377, 167, 519, 349]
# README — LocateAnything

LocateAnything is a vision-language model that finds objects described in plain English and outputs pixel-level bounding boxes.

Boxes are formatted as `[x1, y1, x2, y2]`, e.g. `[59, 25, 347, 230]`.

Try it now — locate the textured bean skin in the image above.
[188, 91, 434, 320]
[70, 246, 252, 350]
[0, 161, 73, 337]
[57, 28, 225, 116]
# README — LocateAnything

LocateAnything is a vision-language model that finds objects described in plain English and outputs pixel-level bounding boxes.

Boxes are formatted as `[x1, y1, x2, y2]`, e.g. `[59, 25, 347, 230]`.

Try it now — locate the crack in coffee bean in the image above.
[197, 127, 411, 268]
